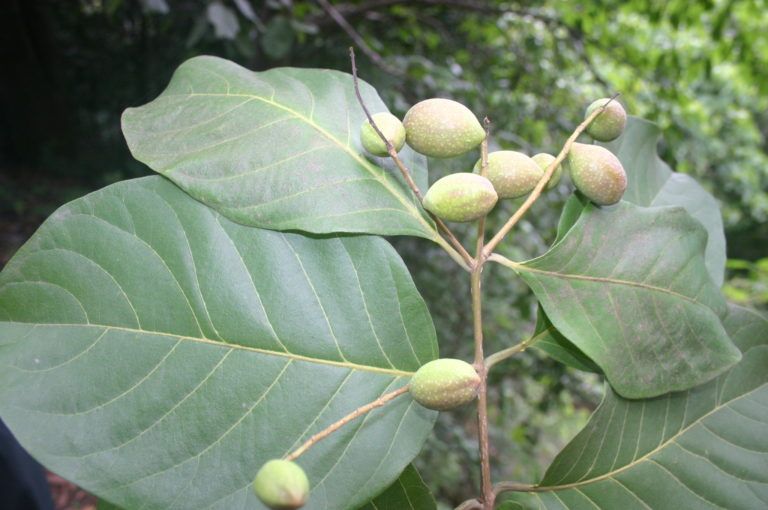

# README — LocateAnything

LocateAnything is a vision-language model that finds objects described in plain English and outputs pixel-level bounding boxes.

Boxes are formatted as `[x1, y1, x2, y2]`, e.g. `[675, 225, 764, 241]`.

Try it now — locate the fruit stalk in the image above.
[473, 125, 494, 509]
[481, 93, 620, 259]
[349, 48, 474, 270]
[284, 385, 409, 462]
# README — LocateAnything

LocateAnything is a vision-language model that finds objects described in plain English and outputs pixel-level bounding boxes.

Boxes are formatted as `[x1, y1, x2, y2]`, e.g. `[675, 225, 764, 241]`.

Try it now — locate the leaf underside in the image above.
[0, 176, 438, 510]
[602, 117, 726, 287]
[500, 304, 768, 509]
[532, 308, 601, 374]
[122, 56, 437, 240]
[517, 200, 740, 398]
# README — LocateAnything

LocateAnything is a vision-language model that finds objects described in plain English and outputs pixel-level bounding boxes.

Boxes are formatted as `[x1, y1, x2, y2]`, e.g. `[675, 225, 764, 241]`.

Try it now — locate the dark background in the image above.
[1, 1, 766, 507]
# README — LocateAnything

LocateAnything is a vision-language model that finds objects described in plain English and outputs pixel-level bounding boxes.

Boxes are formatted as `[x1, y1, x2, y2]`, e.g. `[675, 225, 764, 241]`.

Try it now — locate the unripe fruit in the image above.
[477, 151, 544, 199]
[568, 143, 627, 206]
[403, 98, 485, 158]
[360, 112, 406, 157]
[410, 358, 481, 411]
[585, 98, 627, 142]
[423, 173, 498, 222]
[253, 459, 309, 510]
[531, 153, 564, 190]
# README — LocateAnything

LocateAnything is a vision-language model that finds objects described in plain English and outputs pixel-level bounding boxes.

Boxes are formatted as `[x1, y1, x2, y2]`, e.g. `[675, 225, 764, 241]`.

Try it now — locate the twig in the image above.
[349, 48, 474, 270]
[317, 0, 403, 76]
[472, 118, 494, 509]
[481, 94, 620, 258]
[484, 328, 549, 370]
[285, 385, 409, 462]
[456, 498, 483, 510]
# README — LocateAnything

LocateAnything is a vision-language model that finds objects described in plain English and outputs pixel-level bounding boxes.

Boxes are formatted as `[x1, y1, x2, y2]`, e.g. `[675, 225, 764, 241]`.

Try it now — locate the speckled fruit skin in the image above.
[477, 151, 544, 199]
[410, 359, 481, 411]
[531, 153, 564, 190]
[568, 143, 627, 206]
[585, 98, 627, 142]
[403, 98, 485, 158]
[423, 173, 498, 222]
[360, 112, 406, 157]
[253, 459, 309, 510]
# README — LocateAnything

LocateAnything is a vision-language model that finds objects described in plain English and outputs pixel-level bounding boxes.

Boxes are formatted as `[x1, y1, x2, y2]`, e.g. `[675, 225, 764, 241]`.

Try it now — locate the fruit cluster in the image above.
[253, 97, 628, 510]
[363, 96, 628, 221]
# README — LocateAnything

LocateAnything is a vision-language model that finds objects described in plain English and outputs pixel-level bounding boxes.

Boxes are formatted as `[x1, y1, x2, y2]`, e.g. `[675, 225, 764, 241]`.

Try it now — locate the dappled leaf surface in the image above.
[0, 176, 438, 510]
[603, 118, 726, 286]
[122, 56, 437, 239]
[500, 304, 768, 509]
[358, 464, 436, 510]
[515, 201, 740, 398]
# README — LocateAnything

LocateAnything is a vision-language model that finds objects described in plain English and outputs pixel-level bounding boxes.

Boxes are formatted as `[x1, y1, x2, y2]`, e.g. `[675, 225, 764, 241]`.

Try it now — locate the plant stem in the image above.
[284, 385, 409, 462]
[493, 481, 538, 496]
[456, 499, 483, 510]
[481, 94, 620, 259]
[349, 47, 474, 270]
[484, 330, 546, 371]
[473, 122, 494, 509]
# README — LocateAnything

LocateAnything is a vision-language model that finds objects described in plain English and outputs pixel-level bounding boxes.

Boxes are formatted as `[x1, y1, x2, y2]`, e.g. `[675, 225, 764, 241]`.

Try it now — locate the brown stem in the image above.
[284, 385, 409, 462]
[472, 120, 494, 509]
[456, 499, 483, 510]
[349, 48, 474, 270]
[318, 0, 403, 76]
[481, 94, 620, 259]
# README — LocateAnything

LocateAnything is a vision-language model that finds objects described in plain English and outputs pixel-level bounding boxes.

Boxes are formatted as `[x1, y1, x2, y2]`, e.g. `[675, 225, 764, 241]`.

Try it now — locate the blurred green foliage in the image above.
[1, 0, 766, 506]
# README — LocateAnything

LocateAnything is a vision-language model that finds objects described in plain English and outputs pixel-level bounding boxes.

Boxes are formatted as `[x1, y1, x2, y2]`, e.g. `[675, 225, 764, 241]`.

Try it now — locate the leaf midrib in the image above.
[1, 321, 414, 377]
[499, 257, 700, 306]
[532, 380, 767, 492]
[135, 89, 437, 238]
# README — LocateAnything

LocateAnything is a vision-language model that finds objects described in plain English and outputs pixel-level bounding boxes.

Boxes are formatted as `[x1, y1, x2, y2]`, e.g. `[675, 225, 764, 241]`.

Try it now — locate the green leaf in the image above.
[603, 117, 726, 287]
[532, 308, 601, 374]
[500, 304, 768, 509]
[357, 464, 436, 510]
[507, 201, 740, 398]
[0, 176, 438, 510]
[121, 56, 438, 240]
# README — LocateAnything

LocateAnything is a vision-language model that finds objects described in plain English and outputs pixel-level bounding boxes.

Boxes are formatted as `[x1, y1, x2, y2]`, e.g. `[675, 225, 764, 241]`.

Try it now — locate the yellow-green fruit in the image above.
[360, 112, 406, 157]
[423, 173, 498, 222]
[531, 153, 564, 190]
[253, 460, 309, 510]
[568, 143, 627, 206]
[410, 359, 481, 411]
[478, 151, 544, 199]
[585, 98, 627, 142]
[403, 98, 485, 158]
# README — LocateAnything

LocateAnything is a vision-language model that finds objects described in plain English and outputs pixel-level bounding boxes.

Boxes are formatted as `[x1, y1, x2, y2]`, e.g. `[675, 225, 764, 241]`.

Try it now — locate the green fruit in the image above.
[477, 151, 544, 199]
[423, 173, 498, 222]
[585, 98, 627, 142]
[253, 459, 310, 510]
[403, 98, 485, 158]
[360, 112, 406, 157]
[531, 153, 564, 190]
[410, 358, 481, 411]
[568, 143, 627, 206]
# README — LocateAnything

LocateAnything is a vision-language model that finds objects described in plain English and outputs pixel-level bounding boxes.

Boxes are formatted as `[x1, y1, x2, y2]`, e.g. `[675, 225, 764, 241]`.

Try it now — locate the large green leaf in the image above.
[603, 117, 726, 287]
[0, 176, 438, 510]
[357, 464, 436, 510]
[504, 201, 740, 398]
[121, 56, 438, 239]
[500, 304, 768, 509]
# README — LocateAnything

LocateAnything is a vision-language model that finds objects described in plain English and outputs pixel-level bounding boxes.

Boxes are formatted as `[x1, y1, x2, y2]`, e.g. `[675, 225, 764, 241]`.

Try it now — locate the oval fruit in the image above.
[531, 152, 564, 190]
[423, 173, 498, 222]
[410, 358, 481, 411]
[360, 112, 406, 157]
[585, 98, 627, 142]
[253, 459, 310, 510]
[478, 150, 543, 199]
[403, 98, 485, 158]
[568, 143, 627, 206]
